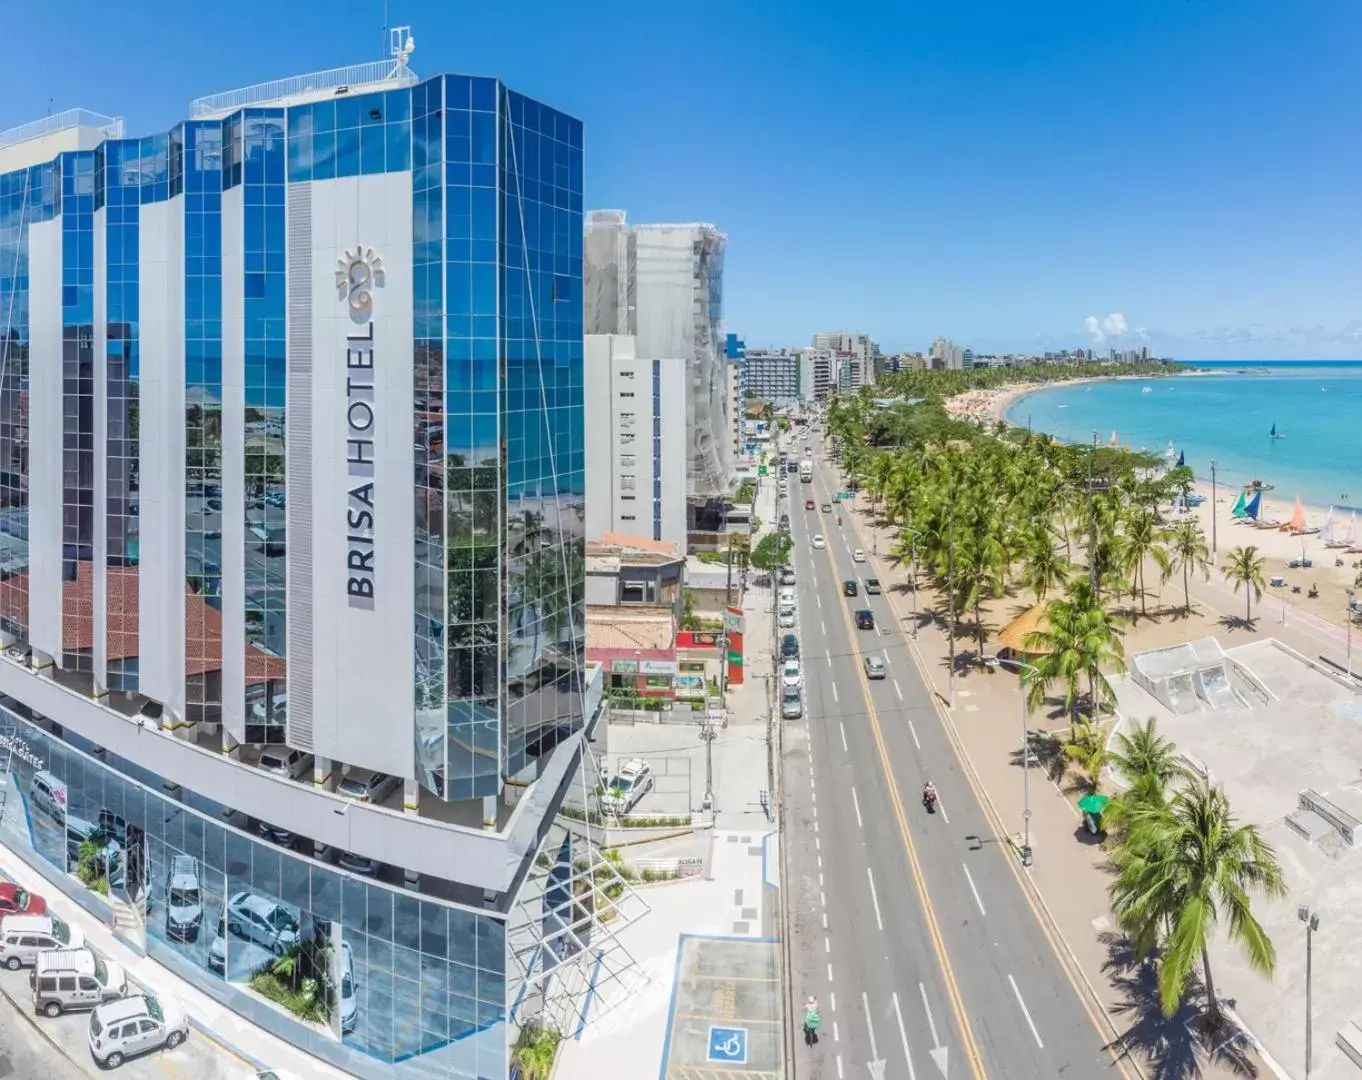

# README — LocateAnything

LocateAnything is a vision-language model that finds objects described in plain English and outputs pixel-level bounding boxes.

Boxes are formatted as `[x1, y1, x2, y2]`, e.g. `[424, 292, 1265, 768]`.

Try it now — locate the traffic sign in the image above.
[707, 1026, 748, 1064]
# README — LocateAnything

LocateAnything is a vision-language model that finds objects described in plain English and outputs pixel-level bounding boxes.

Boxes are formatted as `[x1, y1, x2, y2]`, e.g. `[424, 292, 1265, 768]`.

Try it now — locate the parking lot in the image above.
[0, 951, 245, 1080]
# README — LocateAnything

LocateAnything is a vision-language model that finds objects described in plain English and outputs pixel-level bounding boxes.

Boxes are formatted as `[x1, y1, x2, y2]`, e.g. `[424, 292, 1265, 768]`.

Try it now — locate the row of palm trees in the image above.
[823, 384, 1285, 1029]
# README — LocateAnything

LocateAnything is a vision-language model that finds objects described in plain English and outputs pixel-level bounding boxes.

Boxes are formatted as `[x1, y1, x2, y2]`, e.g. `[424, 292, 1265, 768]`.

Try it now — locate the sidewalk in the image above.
[0, 842, 349, 1078]
[838, 484, 1284, 1080]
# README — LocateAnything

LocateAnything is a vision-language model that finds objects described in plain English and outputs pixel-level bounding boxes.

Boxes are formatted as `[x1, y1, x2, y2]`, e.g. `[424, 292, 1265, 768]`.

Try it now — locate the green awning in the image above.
[1077, 794, 1111, 815]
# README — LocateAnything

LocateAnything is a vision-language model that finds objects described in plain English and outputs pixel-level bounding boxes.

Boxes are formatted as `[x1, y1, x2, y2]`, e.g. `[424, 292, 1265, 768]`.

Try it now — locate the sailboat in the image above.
[1270, 422, 1286, 440]
[1230, 489, 1249, 519]
[1321, 506, 1336, 545]
[1177, 449, 1186, 468]
[1327, 507, 1356, 549]
[1283, 496, 1318, 535]
[1108, 431, 1118, 447]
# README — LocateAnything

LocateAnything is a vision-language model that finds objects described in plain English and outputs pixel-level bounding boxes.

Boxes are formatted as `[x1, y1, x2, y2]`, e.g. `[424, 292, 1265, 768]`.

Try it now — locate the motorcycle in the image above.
[922, 788, 937, 814]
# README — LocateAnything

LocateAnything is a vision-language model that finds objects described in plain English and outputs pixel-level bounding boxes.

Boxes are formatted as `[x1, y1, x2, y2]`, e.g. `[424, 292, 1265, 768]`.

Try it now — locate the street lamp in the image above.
[984, 652, 1036, 866]
[901, 528, 923, 640]
[1210, 459, 1218, 556]
[1347, 590, 1355, 680]
[1299, 904, 1321, 1079]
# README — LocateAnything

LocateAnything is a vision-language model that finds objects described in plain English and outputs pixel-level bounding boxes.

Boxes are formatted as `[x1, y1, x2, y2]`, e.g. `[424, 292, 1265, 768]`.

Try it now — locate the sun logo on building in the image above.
[336, 246, 385, 317]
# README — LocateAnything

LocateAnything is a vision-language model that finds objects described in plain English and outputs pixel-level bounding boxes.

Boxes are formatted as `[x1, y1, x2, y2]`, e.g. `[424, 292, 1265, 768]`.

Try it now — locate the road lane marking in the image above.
[1009, 974, 1045, 1049]
[828, 963, 834, 982]
[918, 982, 940, 1048]
[908, 720, 920, 749]
[840, 722, 848, 752]
[825, 937, 831, 953]
[866, 866, 884, 930]
[963, 863, 986, 916]
[935, 796, 950, 824]
[833, 1020, 840, 1042]
[830, 991, 836, 1012]
[822, 912, 828, 929]
[893, 679, 903, 701]
[821, 619, 828, 636]
[882, 651, 891, 668]
[852, 786, 864, 829]
[821, 891, 826, 906]
[817, 592, 822, 608]
[831, 681, 839, 703]
[837, 1053, 845, 1079]
[862, 991, 882, 1063]
[892, 991, 918, 1080]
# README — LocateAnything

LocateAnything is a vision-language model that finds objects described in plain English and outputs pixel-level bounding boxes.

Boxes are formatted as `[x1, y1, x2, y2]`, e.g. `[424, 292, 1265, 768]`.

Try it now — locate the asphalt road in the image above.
[780, 445, 1127, 1080]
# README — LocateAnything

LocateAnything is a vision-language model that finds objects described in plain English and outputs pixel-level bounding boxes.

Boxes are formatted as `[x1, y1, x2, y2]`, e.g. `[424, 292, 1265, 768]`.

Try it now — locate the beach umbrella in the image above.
[1077, 793, 1110, 815]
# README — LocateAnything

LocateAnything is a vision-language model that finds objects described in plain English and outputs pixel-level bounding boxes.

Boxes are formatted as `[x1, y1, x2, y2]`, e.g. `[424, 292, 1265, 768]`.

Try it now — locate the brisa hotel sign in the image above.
[336, 245, 384, 609]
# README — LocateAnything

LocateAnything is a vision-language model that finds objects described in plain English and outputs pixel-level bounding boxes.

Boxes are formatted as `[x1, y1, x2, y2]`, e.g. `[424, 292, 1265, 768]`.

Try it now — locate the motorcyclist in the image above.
[922, 780, 938, 806]
[803, 996, 820, 1045]
[836, 514, 842, 526]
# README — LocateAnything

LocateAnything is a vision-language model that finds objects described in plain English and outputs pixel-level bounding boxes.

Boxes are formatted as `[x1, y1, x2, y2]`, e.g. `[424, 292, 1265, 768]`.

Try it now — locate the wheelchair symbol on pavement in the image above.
[708, 1025, 748, 1064]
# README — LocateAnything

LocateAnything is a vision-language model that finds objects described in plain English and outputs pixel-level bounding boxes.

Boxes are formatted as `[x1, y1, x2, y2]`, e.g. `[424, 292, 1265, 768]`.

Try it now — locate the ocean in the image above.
[1004, 361, 1362, 510]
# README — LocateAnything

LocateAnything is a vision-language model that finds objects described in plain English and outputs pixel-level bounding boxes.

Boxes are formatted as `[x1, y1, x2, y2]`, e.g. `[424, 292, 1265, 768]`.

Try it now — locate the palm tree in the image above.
[1107, 717, 1184, 790]
[1018, 522, 1068, 603]
[1025, 577, 1126, 727]
[1223, 545, 1266, 624]
[1063, 721, 1109, 792]
[1109, 778, 1286, 1024]
[1123, 508, 1171, 617]
[1167, 520, 1211, 613]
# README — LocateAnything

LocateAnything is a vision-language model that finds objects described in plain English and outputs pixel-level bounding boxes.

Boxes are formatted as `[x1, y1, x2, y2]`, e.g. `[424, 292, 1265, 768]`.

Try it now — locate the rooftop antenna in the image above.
[381, 0, 387, 60]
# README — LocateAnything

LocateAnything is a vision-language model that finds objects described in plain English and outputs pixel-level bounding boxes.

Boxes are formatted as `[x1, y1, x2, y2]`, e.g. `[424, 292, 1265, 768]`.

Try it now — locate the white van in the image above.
[0, 913, 84, 969]
[31, 947, 127, 1016]
[29, 770, 67, 822]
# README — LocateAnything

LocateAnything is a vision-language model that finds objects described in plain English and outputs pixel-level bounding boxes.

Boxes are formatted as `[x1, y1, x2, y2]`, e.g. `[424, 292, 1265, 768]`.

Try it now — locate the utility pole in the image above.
[947, 492, 956, 709]
[1347, 590, 1354, 679]
[700, 714, 717, 812]
[1088, 429, 1099, 594]
[1210, 459, 1218, 555]
[1299, 904, 1321, 1079]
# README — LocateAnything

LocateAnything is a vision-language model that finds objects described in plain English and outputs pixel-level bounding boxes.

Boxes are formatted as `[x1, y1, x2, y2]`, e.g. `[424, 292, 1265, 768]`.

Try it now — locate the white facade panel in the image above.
[26, 217, 62, 661]
[137, 198, 187, 720]
[92, 207, 108, 689]
[220, 184, 246, 743]
[306, 172, 415, 776]
[658, 357, 688, 546]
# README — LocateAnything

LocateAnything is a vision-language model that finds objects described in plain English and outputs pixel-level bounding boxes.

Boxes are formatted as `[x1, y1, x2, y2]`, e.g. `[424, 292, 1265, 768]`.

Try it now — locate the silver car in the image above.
[780, 689, 803, 719]
[863, 654, 887, 680]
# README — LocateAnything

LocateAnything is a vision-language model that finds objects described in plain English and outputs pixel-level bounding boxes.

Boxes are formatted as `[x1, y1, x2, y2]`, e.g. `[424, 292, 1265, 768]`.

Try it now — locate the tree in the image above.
[1024, 577, 1126, 728]
[1018, 523, 1068, 603]
[1167, 520, 1211, 614]
[1063, 721, 1109, 792]
[1223, 545, 1266, 624]
[1109, 778, 1286, 1024]
[1122, 508, 1171, 617]
[750, 532, 793, 574]
[1107, 716, 1184, 790]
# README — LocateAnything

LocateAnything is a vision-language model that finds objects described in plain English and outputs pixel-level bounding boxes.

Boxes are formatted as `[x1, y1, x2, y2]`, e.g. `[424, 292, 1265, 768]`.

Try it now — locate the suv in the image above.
[780, 634, 799, 659]
[88, 993, 188, 1068]
[338, 769, 400, 804]
[865, 578, 882, 595]
[31, 947, 126, 1016]
[842, 580, 858, 597]
[780, 688, 803, 719]
[226, 892, 299, 956]
[256, 746, 314, 780]
[601, 759, 654, 815]
[0, 914, 84, 969]
[863, 654, 887, 680]
[165, 856, 203, 941]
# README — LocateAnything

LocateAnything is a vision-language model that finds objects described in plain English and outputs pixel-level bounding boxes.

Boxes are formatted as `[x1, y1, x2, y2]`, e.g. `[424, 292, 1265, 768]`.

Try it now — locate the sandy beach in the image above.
[943, 379, 1362, 633]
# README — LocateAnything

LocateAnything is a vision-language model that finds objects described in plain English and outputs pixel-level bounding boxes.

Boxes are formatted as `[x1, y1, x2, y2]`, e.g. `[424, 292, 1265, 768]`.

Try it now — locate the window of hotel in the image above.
[619, 413, 635, 427]
[619, 433, 636, 444]
[619, 454, 635, 468]
[619, 370, 634, 378]
[619, 475, 636, 491]
[617, 391, 634, 398]
[621, 514, 636, 521]
[620, 580, 655, 604]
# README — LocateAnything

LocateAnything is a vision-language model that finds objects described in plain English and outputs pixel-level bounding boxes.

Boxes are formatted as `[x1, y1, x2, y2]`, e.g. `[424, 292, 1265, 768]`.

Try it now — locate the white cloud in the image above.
[1084, 312, 1128, 343]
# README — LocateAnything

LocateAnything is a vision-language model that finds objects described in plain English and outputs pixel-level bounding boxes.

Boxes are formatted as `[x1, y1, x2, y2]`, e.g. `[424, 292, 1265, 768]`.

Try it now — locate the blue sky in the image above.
[4, 0, 1361, 359]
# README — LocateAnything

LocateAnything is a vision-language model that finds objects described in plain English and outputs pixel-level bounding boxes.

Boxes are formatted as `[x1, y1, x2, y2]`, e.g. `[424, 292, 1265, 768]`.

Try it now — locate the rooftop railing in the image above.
[189, 59, 418, 118]
[0, 109, 125, 151]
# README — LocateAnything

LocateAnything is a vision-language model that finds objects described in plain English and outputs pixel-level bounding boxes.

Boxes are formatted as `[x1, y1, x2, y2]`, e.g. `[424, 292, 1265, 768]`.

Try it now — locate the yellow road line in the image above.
[814, 531, 989, 1080]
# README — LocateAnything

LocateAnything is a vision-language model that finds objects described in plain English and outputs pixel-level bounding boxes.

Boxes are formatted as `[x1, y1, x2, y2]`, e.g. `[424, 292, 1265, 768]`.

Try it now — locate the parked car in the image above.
[0, 883, 46, 917]
[855, 609, 875, 630]
[207, 908, 227, 975]
[778, 514, 790, 529]
[782, 660, 802, 689]
[853, 549, 866, 563]
[339, 940, 358, 1033]
[256, 821, 296, 848]
[87, 993, 188, 1069]
[863, 654, 887, 680]
[779, 567, 796, 586]
[811, 535, 825, 550]
[256, 746, 314, 780]
[337, 769, 400, 804]
[780, 634, 800, 659]
[778, 587, 795, 606]
[226, 892, 299, 956]
[842, 580, 858, 597]
[29, 770, 67, 822]
[31, 947, 126, 1016]
[337, 851, 381, 878]
[778, 609, 796, 629]
[780, 688, 803, 720]
[865, 578, 882, 595]
[0, 914, 84, 969]
[165, 856, 203, 941]
[601, 758, 654, 815]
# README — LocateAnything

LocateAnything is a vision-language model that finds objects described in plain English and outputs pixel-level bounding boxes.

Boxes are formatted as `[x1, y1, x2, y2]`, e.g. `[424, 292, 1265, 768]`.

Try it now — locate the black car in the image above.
[780, 633, 800, 659]
[854, 609, 875, 630]
[865, 578, 882, 595]
[821, 503, 833, 513]
[779, 514, 790, 529]
[842, 580, 858, 596]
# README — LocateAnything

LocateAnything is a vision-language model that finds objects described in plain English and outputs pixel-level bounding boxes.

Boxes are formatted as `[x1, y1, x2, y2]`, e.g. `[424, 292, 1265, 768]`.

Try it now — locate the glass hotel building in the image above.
[0, 40, 616, 1079]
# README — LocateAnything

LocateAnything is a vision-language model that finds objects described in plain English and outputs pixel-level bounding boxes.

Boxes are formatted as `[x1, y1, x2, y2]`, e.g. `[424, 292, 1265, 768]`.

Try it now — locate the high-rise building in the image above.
[813, 331, 877, 386]
[0, 44, 624, 1080]
[584, 212, 731, 503]
[584, 335, 687, 546]
[743, 348, 801, 405]
[802, 347, 835, 400]
[725, 333, 748, 458]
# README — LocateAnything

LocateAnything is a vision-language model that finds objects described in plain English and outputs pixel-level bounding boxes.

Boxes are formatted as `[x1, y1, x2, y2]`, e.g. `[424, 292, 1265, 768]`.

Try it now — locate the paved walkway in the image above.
[0, 842, 349, 1078]
[836, 478, 1291, 1080]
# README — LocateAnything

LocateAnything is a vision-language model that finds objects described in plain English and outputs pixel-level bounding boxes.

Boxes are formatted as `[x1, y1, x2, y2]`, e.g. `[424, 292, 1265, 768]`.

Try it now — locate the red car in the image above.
[804, 499, 815, 511]
[0, 883, 46, 917]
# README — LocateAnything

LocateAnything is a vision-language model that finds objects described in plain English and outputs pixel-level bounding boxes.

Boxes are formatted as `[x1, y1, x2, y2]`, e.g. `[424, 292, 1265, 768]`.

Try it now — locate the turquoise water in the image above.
[1005, 362, 1362, 510]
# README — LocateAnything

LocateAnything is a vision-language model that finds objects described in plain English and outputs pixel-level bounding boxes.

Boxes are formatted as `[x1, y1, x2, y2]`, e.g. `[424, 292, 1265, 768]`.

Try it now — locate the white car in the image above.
[601, 758, 654, 815]
[811, 535, 826, 550]
[778, 587, 795, 606]
[337, 768, 401, 804]
[782, 660, 802, 689]
[778, 609, 796, 629]
[339, 940, 357, 1032]
[88, 993, 188, 1069]
[165, 855, 203, 941]
[853, 549, 866, 563]
[226, 892, 299, 956]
